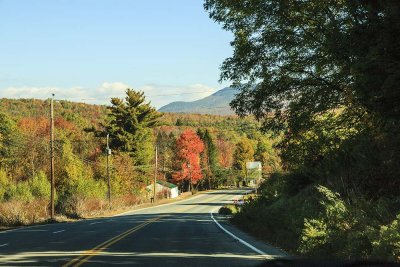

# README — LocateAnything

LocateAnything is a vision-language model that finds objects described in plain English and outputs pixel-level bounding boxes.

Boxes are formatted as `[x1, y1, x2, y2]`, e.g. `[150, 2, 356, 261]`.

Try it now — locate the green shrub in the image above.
[56, 177, 107, 216]
[299, 219, 329, 254]
[298, 185, 350, 256]
[233, 177, 400, 260]
[31, 171, 50, 199]
[4, 182, 34, 202]
[371, 214, 400, 261]
[0, 169, 8, 201]
[219, 205, 237, 215]
[74, 177, 107, 199]
[258, 172, 286, 202]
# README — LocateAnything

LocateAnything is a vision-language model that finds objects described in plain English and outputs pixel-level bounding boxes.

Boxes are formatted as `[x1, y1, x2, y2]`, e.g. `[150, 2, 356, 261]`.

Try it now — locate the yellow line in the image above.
[63, 193, 226, 267]
[74, 218, 160, 267]
[63, 217, 163, 267]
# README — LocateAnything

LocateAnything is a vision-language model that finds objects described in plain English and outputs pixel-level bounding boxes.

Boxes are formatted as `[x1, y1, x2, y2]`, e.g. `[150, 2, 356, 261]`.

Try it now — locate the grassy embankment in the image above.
[221, 173, 400, 261]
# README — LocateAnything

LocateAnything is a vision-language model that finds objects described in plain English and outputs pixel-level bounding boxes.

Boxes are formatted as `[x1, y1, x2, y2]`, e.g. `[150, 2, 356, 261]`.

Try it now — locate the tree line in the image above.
[0, 92, 280, 225]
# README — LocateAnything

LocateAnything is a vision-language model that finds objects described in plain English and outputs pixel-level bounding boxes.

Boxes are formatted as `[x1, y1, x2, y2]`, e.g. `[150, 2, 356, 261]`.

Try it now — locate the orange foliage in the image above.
[18, 117, 49, 137]
[55, 117, 77, 133]
[173, 129, 204, 184]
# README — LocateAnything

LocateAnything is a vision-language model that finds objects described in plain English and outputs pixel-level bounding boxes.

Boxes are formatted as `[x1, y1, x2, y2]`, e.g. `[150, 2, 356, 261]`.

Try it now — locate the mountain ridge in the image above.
[158, 87, 239, 115]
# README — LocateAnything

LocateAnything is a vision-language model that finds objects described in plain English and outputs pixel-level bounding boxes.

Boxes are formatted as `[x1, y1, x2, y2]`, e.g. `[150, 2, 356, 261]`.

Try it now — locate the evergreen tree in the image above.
[104, 89, 162, 165]
[197, 128, 218, 189]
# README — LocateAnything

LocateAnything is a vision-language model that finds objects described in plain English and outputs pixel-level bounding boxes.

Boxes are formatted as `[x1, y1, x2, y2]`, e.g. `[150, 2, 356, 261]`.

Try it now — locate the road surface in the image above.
[0, 189, 286, 266]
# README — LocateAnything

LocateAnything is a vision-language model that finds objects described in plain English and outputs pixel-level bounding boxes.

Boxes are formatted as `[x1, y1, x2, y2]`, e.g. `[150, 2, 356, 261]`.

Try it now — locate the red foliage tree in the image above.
[173, 129, 204, 188]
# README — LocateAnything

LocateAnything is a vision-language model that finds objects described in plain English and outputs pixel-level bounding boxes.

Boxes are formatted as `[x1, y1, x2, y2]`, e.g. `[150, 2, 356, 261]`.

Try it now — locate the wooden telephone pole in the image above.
[106, 134, 111, 208]
[50, 94, 55, 220]
[188, 163, 192, 194]
[153, 146, 158, 203]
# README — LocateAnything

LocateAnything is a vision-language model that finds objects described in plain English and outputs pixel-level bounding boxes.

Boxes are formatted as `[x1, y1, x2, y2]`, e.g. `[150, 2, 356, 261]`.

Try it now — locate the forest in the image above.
[0, 91, 280, 226]
[205, 0, 400, 261]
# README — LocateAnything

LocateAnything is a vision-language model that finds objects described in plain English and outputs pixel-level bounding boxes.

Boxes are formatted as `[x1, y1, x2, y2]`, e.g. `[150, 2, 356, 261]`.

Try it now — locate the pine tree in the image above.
[104, 89, 162, 165]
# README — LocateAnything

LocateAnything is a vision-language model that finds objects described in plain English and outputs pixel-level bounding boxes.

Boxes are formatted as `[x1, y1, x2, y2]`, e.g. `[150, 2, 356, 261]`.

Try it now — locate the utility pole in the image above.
[245, 164, 248, 187]
[50, 94, 55, 220]
[106, 134, 111, 208]
[188, 163, 192, 194]
[153, 146, 158, 203]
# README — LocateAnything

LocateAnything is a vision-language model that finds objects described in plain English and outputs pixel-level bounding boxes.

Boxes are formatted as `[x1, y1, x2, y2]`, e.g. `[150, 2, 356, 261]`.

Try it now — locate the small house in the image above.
[146, 180, 179, 199]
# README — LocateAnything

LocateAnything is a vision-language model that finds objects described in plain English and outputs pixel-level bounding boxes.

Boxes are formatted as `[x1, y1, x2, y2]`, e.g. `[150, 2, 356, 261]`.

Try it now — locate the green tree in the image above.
[155, 131, 176, 181]
[0, 112, 22, 171]
[255, 137, 281, 176]
[205, 1, 400, 194]
[205, 1, 400, 129]
[104, 89, 162, 165]
[197, 128, 219, 189]
[233, 138, 254, 184]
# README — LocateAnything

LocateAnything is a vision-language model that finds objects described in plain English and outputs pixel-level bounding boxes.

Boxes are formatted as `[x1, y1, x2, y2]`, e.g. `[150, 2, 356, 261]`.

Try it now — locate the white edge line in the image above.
[53, 230, 65, 234]
[210, 209, 267, 257]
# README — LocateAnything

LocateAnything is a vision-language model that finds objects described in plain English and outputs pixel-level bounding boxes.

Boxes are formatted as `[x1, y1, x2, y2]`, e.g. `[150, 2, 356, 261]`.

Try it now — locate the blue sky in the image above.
[0, 0, 232, 108]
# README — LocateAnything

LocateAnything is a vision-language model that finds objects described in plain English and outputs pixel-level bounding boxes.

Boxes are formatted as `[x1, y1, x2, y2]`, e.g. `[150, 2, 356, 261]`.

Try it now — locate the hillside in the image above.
[158, 87, 239, 115]
[0, 98, 256, 132]
[0, 98, 107, 128]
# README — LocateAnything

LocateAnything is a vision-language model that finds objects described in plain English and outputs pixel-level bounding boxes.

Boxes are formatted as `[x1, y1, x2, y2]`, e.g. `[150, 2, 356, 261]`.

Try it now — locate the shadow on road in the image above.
[0, 212, 282, 267]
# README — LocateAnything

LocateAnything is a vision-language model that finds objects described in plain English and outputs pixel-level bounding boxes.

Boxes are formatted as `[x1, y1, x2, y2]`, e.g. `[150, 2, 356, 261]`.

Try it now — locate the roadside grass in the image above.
[0, 191, 195, 230]
[0, 199, 49, 227]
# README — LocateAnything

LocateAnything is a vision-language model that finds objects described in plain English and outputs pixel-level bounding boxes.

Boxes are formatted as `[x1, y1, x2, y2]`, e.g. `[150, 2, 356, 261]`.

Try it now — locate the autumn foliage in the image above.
[173, 129, 204, 185]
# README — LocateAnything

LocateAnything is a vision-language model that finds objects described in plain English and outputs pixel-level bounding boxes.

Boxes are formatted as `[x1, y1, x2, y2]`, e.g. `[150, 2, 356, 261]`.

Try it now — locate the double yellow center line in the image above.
[63, 216, 165, 267]
[63, 193, 226, 266]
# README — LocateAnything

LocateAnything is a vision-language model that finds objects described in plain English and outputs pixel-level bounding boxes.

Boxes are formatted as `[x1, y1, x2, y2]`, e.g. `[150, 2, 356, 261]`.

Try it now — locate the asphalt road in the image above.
[0, 189, 287, 266]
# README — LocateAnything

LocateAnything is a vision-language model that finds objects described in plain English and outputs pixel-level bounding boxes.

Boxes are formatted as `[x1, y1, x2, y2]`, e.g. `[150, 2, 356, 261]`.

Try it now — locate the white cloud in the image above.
[96, 82, 130, 95]
[141, 83, 217, 108]
[0, 82, 218, 109]
[0, 86, 88, 100]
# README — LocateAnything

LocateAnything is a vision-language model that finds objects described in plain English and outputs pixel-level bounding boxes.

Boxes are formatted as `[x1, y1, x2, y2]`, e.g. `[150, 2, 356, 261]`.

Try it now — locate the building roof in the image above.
[146, 180, 178, 190]
[157, 180, 178, 189]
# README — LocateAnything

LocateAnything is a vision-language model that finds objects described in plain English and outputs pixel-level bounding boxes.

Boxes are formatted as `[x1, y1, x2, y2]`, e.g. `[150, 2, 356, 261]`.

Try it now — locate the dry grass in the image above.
[0, 191, 196, 230]
[0, 199, 49, 226]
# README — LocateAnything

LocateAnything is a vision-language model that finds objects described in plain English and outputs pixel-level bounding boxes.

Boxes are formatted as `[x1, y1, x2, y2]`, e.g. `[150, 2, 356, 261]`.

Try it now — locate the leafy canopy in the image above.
[205, 1, 400, 130]
[205, 1, 400, 193]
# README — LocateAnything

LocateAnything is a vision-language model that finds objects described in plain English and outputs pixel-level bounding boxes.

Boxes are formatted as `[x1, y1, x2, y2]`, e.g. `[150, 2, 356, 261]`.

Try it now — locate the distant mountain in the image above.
[158, 87, 239, 115]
